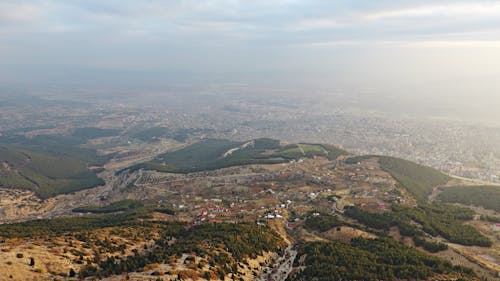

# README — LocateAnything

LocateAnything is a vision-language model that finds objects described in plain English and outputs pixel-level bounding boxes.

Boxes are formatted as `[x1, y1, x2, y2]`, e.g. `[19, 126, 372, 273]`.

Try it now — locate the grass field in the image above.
[277, 143, 327, 159]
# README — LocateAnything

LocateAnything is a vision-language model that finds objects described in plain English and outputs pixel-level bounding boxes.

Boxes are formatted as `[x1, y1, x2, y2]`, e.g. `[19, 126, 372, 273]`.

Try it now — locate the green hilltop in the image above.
[0, 145, 105, 199]
[126, 138, 347, 174]
[347, 155, 450, 201]
[0, 133, 109, 199]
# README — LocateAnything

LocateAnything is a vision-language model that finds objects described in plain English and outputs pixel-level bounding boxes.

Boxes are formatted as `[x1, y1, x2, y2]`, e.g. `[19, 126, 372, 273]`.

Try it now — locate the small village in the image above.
[129, 155, 414, 230]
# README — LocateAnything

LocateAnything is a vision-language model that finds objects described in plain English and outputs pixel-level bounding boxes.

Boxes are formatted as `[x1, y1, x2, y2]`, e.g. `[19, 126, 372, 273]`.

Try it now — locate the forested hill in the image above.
[287, 238, 477, 281]
[0, 145, 105, 199]
[126, 138, 348, 174]
[0, 133, 108, 199]
[347, 155, 450, 201]
[438, 185, 500, 212]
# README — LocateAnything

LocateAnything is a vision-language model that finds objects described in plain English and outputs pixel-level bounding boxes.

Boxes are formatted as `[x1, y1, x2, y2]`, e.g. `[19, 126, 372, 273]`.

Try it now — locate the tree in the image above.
[29, 257, 35, 267]
[69, 268, 76, 277]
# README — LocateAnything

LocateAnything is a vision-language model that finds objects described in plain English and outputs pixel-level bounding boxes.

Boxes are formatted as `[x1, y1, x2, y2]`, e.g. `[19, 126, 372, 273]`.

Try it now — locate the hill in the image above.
[0, 144, 490, 280]
[288, 238, 477, 281]
[0, 209, 284, 281]
[0, 133, 109, 165]
[438, 185, 500, 212]
[347, 155, 450, 201]
[345, 204, 491, 247]
[0, 145, 105, 199]
[0, 134, 108, 199]
[127, 138, 347, 173]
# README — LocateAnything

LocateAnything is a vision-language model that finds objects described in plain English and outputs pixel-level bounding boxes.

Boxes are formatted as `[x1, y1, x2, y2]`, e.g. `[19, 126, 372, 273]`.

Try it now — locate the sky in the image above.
[1, 0, 500, 120]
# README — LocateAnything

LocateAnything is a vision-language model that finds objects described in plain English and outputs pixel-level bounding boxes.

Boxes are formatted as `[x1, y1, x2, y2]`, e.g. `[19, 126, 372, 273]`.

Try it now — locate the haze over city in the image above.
[1, 0, 500, 124]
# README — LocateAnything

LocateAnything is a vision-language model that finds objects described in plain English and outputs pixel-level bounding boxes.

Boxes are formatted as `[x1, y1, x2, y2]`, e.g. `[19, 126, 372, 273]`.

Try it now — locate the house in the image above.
[492, 223, 500, 232]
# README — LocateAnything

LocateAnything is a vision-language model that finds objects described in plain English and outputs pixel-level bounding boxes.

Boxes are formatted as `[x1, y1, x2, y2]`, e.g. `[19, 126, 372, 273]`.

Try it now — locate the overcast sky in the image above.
[1, 0, 500, 116]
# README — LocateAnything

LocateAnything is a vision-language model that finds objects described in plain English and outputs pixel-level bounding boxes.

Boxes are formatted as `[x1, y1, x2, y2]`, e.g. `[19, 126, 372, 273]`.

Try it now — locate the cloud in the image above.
[401, 39, 500, 48]
[364, 2, 500, 20]
[1, 0, 500, 77]
[0, 2, 44, 24]
[292, 18, 345, 30]
[3, 1, 499, 42]
[300, 39, 500, 49]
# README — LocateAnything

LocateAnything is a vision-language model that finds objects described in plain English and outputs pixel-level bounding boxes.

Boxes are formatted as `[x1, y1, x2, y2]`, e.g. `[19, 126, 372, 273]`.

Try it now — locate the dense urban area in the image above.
[2, 89, 499, 183]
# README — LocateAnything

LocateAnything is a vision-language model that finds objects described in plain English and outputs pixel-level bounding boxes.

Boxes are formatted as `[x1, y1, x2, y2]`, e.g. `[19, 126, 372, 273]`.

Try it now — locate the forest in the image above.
[0, 209, 151, 238]
[346, 155, 450, 201]
[126, 138, 347, 174]
[0, 133, 108, 198]
[304, 212, 345, 232]
[287, 238, 476, 281]
[438, 185, 500, 212]
[345, 204, 491, 248]
[80, 223, 284, 279]
[72, 199, 145, 214]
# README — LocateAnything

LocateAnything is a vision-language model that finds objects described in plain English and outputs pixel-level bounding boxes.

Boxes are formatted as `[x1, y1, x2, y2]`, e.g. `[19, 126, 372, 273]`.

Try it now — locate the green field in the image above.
[438, 185, 500, 212]
[126, 138, 347, 174]
[277, 143, 326, 158]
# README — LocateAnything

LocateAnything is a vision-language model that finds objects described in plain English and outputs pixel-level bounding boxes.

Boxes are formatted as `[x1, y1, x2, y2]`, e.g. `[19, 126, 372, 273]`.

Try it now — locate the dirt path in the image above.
[297, 144, 305, 156]
[256, 245, 297, 281]
[428, 185, 441, 202]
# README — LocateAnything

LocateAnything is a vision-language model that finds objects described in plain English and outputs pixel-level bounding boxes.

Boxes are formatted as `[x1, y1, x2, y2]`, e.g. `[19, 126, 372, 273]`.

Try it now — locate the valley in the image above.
[0, 135, 499, 280]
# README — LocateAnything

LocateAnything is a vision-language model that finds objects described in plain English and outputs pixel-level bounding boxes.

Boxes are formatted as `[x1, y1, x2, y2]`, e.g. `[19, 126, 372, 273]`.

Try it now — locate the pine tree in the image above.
[69, 268, 76, 277]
